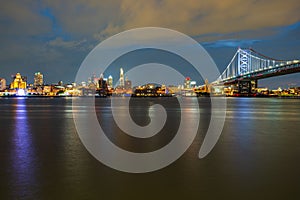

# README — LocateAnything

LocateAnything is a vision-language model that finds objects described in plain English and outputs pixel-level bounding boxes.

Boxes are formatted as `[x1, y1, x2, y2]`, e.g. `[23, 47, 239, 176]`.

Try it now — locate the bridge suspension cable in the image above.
[249, 48, 285, 62]
[217, 48, 293, 82]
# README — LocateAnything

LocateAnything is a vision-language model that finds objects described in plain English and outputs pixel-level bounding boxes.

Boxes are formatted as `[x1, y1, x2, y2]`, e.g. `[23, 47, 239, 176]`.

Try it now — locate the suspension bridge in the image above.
[213, 48, 300, 95]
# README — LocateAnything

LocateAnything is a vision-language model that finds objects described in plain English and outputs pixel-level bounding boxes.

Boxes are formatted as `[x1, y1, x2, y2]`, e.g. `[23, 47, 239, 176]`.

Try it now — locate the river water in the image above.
[0, 97, 299, 199]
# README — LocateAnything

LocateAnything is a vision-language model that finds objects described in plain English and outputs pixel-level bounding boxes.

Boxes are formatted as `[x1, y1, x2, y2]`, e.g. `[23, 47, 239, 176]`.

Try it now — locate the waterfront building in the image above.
[10, 73, 27, 89]
[132, 83, 172, 97]
[43, 85, 52, 95]
[34, 72, 43, 87]
[0, 78, 6, 91]
[119, 68, 124, 88]
[167, 85, 181, 95]
[194, 79, 211, 96]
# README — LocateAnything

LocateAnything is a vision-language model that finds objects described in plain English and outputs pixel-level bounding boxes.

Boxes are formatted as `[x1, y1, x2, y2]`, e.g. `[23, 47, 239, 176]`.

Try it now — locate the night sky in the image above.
[0, 0, 299, 88]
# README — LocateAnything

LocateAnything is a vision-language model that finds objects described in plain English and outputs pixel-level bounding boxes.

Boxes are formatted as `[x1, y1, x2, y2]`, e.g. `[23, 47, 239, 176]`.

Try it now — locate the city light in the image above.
[0, 48, 300, 98]
[17, 89, 26, 96]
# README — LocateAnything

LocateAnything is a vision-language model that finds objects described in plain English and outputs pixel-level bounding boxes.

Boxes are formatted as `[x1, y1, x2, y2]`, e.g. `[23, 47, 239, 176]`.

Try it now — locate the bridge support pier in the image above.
[237, 79, 257, 95]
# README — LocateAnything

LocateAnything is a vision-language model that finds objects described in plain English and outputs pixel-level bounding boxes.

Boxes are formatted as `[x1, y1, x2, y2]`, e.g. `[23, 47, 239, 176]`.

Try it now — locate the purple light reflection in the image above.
[11, 98, 38, 198]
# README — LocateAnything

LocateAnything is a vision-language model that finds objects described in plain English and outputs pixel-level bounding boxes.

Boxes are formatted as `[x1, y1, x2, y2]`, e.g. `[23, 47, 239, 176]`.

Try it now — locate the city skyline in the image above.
[1, 57, 300, 91]
[0, 68, 195, 89]
[0, 1, 299, 89]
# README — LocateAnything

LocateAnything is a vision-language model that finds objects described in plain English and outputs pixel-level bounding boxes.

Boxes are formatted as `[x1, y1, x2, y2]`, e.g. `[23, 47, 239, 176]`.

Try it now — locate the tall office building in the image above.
[10, 73, 27, 89]
[34, 72, 43, 87]
[0, 78, 6, 90]
[184, 77, 191, 89]
[125, 76, 132, 90]
[100, 73, 104, 79]
[108, 75, 113, 88]
[92, 73, 97, 84]
[98, 76, 107, 89]
[98, 76, 108, 96]
[119, 68, 124, 88]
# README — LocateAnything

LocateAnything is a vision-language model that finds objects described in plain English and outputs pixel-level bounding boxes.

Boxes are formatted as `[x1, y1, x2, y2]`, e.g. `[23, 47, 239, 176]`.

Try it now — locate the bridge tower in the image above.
[236, 49, 257, 95]
[238, 49, 251, 75]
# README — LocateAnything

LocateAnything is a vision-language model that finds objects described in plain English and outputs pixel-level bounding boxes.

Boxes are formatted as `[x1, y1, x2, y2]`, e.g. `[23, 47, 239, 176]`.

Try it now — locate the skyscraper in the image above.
[92, 73, 97, 85]
[184, 77, 191, 89]
[34, 72, 43, 87]
[119, 68, 124, 88]
[98, 76, 108, 96]
[98, 76, 107, 90]
[0, 78, 6, 91]
[125, 76, 132, 90]
[108, 75, 113, 88]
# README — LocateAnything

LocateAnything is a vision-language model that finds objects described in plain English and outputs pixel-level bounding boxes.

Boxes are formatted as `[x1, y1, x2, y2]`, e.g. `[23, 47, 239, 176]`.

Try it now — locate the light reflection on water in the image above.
[0, 97, 299, 199]
[10, 97, 38, 199]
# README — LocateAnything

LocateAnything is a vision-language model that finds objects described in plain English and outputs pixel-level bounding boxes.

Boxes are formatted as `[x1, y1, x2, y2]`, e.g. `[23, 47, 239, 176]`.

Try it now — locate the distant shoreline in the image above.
[1, 95, 300, 99]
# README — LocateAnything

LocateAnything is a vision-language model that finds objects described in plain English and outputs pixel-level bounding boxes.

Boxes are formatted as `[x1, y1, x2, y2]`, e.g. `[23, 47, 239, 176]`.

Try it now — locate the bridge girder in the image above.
[220, 62, 300, 84]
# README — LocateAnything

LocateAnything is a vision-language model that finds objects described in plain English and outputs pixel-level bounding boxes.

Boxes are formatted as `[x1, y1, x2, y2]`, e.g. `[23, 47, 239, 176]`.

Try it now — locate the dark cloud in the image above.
[203, 39, 261, 48]
[0, 0, 299, 87]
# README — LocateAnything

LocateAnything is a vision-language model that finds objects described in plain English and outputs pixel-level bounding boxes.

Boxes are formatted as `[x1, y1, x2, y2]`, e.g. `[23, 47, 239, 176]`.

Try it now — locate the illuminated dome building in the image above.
[10, 73, 27, 89]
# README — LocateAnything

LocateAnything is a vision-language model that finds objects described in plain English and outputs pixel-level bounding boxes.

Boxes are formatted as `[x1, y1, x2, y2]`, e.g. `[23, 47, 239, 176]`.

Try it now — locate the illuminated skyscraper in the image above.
[92, 73, 97, 84]
[184, 77, 191, 89]
[100, 73, 104, 79]
[10, 73, 27, 89]
[125, 76, 132, 90]
[119, 68, 124, 88]
[108, 75, 113, 88]
[0, 78, 6, 91]
[34, 72, 43, 87]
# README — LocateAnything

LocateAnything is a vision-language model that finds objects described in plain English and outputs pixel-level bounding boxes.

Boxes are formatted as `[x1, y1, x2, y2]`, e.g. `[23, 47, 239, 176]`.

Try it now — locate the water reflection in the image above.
[1, 97, 299, 199]
[11, 97, 37, 199]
